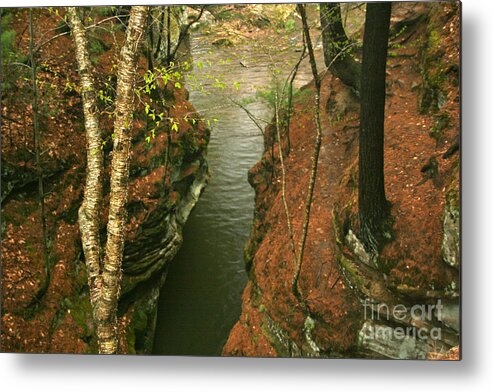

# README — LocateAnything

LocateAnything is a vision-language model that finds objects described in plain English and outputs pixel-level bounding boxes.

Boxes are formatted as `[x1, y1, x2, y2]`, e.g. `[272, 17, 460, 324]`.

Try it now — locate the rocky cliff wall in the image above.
[1, 8, 209, 353]
[1, 86, 209, 353]
[223, 2, 460, 359]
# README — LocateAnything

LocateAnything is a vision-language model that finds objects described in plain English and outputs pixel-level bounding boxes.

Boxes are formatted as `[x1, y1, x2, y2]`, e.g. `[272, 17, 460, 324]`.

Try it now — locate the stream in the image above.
[152, 29, 324, 356]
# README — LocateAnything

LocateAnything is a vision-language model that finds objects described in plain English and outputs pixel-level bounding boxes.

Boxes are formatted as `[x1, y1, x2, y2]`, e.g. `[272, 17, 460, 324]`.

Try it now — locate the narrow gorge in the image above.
[1, 3, 460, 359]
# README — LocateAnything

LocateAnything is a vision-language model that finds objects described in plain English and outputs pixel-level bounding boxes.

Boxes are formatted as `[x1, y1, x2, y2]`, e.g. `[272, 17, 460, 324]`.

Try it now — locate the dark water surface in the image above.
[152, 31, 323, 356]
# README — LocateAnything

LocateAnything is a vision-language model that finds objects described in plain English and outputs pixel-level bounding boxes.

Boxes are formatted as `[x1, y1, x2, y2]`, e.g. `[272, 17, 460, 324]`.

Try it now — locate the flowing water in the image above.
[152, 29, 324, 356]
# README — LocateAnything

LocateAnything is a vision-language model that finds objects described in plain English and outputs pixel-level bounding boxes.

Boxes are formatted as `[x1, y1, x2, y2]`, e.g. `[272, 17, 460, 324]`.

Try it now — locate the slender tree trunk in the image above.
[292, 4, 323, 299]
[274, 73, 297, 269]
[29, 9, 48, 259]
[319, 2, 361, 92]
[285, 42, 306, 155]
[358, 3, 392, 252]
[67, 7, 103, 305]
[96, 6, 148, 354]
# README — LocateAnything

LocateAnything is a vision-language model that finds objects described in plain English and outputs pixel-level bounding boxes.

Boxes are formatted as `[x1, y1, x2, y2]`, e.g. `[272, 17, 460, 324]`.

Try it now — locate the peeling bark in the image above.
[67, 7, 103, 305]
[96, 5, 148, 355]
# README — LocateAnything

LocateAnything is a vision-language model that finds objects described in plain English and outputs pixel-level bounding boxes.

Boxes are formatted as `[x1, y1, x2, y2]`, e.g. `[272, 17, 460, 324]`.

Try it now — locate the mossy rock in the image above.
[442, 170, 459, 269]
[429, 112, 450, 143]
[419, 10, 450, 114]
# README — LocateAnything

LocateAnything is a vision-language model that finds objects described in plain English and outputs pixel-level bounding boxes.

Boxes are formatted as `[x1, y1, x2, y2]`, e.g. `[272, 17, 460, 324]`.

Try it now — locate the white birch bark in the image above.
[96, 6, 148, 354]
[67, 7, 103, 306]
[68, 6, 149, 354]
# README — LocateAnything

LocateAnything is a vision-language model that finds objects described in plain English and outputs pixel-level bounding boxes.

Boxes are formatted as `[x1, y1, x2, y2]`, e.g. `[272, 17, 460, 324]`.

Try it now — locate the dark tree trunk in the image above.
[358, 2, 392, 252]
[319, 2, 361, 92]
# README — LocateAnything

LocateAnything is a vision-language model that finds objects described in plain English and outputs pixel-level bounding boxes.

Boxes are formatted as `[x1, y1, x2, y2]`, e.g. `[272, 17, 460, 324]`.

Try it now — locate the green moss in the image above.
[445, 169, 459, 212]
[70, 293, 97, 351]
[126, 307, 150, 354]
[419, 64, 446, 114]
[93, 6, 118, 17]
[418, 6, 457, 115]
[244, 235, 258, 271]
[88, 35, 109, 63]
[283, 18, 295, 32]
[69, 295, 91, 331]
[250, 283, 263, 308]
[89, 39, 105, 56]
[428, 29, 441, 50]
[419, 37, 443, 112]
[216, 9, 235, 21]
[429, 112, 450, 143]
[180, 130, 200, 160]
[337, 254, 364, 290]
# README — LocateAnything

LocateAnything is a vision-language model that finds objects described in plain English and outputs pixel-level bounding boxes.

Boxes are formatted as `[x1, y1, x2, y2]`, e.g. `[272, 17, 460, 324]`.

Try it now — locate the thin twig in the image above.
[228, 98, 266, 136]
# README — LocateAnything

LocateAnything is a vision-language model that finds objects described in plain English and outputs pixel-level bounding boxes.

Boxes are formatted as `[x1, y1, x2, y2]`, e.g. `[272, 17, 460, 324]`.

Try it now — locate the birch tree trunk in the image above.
[67, 7, 103, 305]
[68, 5, 148, 354]
[96, 5, 148, 355]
